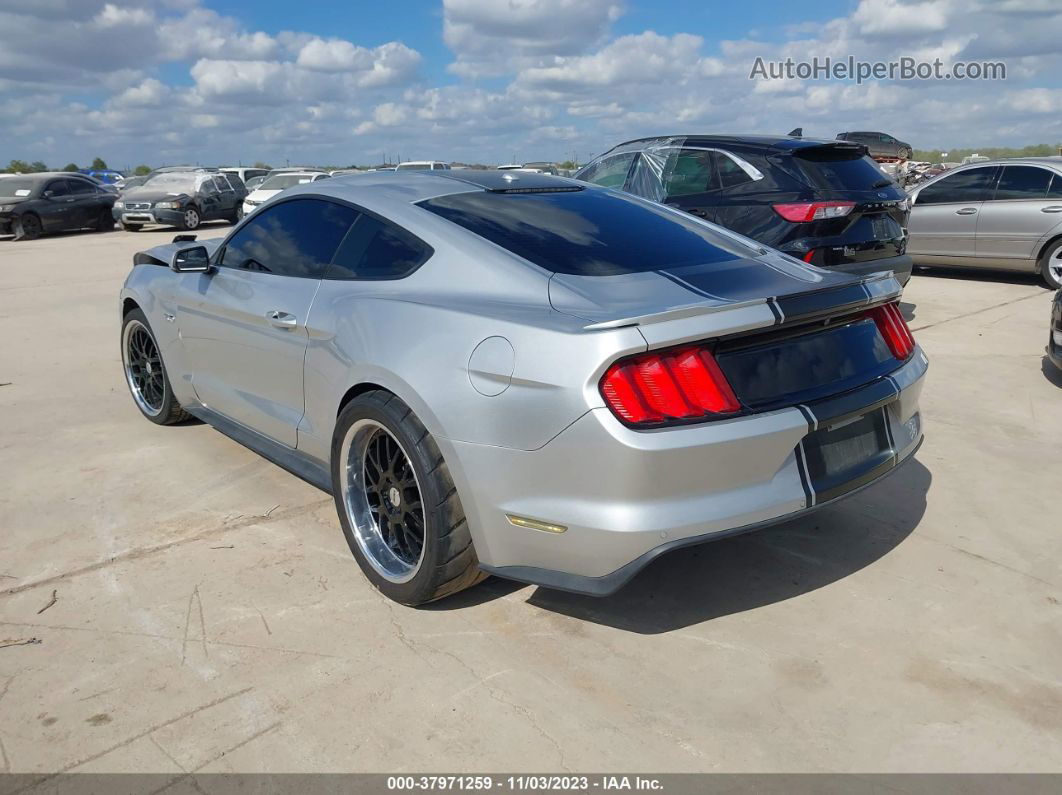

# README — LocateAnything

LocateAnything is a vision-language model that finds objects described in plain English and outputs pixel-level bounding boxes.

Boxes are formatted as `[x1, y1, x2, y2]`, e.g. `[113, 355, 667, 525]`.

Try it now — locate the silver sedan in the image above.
[120, 170, 926, 604]
[907, 157, 1062, 288]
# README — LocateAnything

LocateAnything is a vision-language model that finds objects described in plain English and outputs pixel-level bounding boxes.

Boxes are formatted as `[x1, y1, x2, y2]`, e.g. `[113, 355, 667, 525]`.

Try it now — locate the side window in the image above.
[993, 166, 1052, 201]
[577, 153, 636, 188]
[712, 152, 756, 189]
[45, 180, 69, 197]
[917, 167, 997, 205]
[1048, 174, 1062, 200]
[66, 179, 95, 195]
[327, 214, 433, 280]
[626, 152, 666, 201]
[663, 149, 715, 197]
[220, 198, 358, 278]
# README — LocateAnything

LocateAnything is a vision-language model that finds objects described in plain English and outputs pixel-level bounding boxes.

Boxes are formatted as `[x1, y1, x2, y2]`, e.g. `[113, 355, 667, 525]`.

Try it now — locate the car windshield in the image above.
[143, 173, 201, 193]
[419, 187, 755, 276]
[0, 177, 38, 198]
[259, 174, 315, 190]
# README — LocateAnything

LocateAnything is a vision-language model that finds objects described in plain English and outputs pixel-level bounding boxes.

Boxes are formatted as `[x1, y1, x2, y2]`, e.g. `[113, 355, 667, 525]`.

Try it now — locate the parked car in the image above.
[396, 161, 450, 171]
[80, 168, 126, 186]
[0, 172, 116, 240]
[113, 171, 246, 232]
[220, 167, 268, 186]
[119, 169, 925, 604]
[906, 158, 1062, 288]
[575, 134, 912, 285]
[242, 171, 330, 215]
[836, 131, 914, 160]
[1049, 289, 1062, 371]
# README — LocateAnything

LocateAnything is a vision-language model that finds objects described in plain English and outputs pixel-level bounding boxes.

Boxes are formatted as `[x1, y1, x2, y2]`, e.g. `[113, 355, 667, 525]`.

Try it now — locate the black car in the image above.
[1049, 290, 1062, 372]
[0, 172, 116, 241]
[836, 131, 913, 160]
[113, 170, 247, 232]
[574, 135, 912, 284]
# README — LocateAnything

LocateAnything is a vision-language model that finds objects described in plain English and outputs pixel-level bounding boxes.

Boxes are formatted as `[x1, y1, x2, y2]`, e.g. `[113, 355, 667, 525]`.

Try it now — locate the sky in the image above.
[0, 0, 1059, 170]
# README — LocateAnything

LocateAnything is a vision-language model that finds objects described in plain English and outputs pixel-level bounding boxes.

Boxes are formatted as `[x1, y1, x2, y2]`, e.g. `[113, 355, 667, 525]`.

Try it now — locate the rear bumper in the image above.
[448, 349, 928, 596]
[824, 254, 913, 287]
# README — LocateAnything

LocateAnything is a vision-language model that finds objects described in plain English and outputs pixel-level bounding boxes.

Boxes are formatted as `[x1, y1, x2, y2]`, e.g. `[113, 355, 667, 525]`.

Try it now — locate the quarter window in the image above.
[993, 166, 1052, 200]
[577, 153, 637, 188]
[220, 198, 358, 278]
[916, 167, 998, 205]
[1049, 175, 1062, 199]
[327, 215, 433, 280]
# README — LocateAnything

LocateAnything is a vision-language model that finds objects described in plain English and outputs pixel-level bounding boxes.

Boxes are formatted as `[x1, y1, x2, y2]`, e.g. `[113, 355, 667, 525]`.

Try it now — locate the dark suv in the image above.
[574, 135, 911, 284]
[113, 169, 247, 232]
[836, 131, 913, 160]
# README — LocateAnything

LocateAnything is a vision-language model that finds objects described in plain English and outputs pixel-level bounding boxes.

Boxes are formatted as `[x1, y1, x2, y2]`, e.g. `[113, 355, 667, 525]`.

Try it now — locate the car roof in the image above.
[605, 133, 857, 155]
[0, 172, 95, 181]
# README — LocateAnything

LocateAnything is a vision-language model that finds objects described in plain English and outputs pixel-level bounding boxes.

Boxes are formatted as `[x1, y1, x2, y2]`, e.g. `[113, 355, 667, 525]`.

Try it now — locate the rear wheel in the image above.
[96, 208, 114, 232]
[229, 204, 244, 224]
[121, 309, 190, 425]
[331, 391, 487, 605]
[14, 213, 42, 241]
[1040, 240, 1062, 290]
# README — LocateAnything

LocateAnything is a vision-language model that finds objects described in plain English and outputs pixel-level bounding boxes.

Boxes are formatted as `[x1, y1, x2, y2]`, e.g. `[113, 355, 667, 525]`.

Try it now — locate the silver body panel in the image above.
[908, 158, 1062, 272]
[121, 171, 926, 593]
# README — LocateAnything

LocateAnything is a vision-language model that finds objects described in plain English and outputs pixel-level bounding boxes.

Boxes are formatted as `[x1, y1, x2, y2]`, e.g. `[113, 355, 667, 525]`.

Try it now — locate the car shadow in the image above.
[912, 265, 1045, 288]
[452, 457, 931, 633]
[899, 300, 917, 323]
[1041, 356, 1062, 388]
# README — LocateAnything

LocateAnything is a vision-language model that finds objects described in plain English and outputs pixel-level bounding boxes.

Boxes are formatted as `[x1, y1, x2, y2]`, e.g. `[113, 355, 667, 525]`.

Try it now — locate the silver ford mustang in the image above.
[119, 170, 927, 605]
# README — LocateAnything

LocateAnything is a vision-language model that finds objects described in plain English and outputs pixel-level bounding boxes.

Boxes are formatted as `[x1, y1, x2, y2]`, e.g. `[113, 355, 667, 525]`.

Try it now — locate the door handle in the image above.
[955, 207, 978, 215]
[1042, 206, 1062, 213]
[266, 310, 297, 329]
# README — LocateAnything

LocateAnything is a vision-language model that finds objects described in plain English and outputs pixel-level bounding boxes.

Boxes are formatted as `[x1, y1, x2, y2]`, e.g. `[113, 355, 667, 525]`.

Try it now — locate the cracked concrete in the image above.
[1, 229, 1061, 772]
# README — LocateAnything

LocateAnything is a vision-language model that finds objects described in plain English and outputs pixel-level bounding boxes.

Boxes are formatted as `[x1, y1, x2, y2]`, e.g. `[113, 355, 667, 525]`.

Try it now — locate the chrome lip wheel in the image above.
[1049, 249, 1062, 286]
[122, 320, 164, 416]
[339, 420, 426, 583]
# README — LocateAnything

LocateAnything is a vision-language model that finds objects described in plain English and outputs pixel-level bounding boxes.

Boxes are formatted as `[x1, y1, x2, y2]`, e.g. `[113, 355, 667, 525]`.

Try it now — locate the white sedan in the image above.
[242, 172, 330, 215]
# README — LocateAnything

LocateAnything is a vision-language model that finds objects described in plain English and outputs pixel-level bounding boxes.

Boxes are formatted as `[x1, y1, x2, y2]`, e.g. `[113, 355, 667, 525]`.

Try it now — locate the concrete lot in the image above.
[1, 225, 1060, 775]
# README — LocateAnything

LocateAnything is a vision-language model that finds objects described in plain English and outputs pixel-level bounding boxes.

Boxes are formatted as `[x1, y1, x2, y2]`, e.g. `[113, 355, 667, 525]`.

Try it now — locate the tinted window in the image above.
[994, 166, 1052, 200]
[577, 153, 636, 188]
[220, 199, 358, 277]
[327, 215, 433, 280]
[1049, 175, 1062, 200]
[664, 149, 715, 196]
[419, 188, 751, 276]
[917, 167, 997, 205]
[65, 178, 95, 195]
[713, 152, 755, 189]
[45, 180, 69, 197]
[791, 150, 893, 191]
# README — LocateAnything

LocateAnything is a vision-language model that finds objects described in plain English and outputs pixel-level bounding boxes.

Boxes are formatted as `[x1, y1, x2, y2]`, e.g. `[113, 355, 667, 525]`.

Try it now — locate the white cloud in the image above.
[852, 0, 951, 37]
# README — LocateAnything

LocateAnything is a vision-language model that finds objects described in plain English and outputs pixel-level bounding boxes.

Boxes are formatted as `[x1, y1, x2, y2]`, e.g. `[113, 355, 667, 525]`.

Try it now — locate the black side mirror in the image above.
[171, 245, 212, 273]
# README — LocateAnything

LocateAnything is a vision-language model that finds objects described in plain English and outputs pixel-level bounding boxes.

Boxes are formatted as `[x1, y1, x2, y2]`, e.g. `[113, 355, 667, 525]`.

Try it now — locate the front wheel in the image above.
[331, 391, 487, 605]
[180, 206, 200, 231]
[900, 147, 913, 160]
[1040, 240, 1062, 289]
[121, 309, 190, 425]
[14, 213, 42, 241]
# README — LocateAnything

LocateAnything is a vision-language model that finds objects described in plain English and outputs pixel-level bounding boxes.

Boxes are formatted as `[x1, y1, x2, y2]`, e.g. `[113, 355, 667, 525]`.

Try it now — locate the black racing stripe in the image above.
[655, 269, 724, 300]
[767, 299, 783, 324]
[796, 404, 816, 432]
[807, 375, 898, 428]
[794, 442, 816, 508]
[774, 283, 874, 325]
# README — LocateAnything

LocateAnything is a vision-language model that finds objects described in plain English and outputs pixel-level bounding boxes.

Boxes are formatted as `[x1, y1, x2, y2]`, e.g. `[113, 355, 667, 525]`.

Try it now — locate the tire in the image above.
[121, 309, 191, 425]
[14, 213, 42, 241]
[96, 208, 114, 232]
[228, 204, 244, 225]
[900, 147, 913, 160]
[179, 206, 201, 231]
[1039, 239, 1062, 290]
[331, 391, 487, 605]
[121, 223, 142, 232]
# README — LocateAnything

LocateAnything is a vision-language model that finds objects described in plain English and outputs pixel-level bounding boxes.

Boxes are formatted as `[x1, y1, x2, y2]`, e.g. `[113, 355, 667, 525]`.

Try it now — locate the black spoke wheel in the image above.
[120, 309, 191, 425]
[332, 391, 487, 604]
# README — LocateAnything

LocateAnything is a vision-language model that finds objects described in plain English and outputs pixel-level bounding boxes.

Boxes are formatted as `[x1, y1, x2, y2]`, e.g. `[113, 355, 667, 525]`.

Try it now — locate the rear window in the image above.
[418, 188, 752, 276]
[790, 149, 894, 191]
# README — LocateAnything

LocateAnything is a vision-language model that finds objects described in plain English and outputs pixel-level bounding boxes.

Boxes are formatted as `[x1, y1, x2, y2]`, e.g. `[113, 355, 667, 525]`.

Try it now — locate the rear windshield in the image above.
[418, 188, 753, 276]
[789, 149, 894, 191]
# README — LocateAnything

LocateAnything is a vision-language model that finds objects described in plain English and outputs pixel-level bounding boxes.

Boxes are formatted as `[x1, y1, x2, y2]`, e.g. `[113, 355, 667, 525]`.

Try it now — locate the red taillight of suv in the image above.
[600, 345, 740, 426]
[867, 302, 916, 360]
[772, 201, 856, 223]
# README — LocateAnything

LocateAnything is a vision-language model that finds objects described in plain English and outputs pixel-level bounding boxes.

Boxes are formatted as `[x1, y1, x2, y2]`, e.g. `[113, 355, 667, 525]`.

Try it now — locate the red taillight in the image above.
[868, 302, 915, 360]
[600, 345, 740, 426]
[801, 249, 816, 263]
[772, 201, 856, 223]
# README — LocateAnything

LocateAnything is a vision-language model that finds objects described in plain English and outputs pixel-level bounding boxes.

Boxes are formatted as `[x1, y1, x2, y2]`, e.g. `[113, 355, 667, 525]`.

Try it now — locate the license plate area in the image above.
[801, 408, 895, 503]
